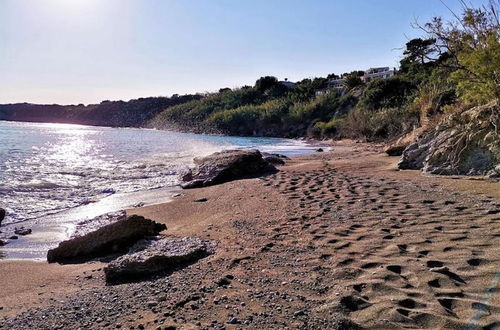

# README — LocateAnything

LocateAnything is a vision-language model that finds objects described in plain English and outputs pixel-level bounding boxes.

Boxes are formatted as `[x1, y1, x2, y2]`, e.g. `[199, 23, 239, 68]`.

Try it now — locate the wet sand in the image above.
[1, 140, 499, 329]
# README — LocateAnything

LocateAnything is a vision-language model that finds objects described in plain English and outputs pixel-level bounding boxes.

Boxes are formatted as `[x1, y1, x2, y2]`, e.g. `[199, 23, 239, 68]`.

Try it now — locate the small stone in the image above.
[194, 198, 208, 202]
[294, 310, 305, 317]
[228, 317, 238, 324]
[147, 301, 158, 308]
[216, 277, 231, 287]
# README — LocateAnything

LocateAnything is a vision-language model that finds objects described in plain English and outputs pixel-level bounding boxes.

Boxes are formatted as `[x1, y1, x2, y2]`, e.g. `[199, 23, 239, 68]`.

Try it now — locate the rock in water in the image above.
[47, 215, 167, 263]
[14, 227, 32, 236]
[399, 103, 500, 175]
[0, 208, 5, 226]
[104, 237, 213, 284]
[181, 149, 276, 188]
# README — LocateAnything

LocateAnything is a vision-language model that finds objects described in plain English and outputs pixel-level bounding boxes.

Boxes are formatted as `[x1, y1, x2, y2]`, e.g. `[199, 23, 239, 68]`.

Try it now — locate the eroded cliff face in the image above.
[399, 102, 500, 176]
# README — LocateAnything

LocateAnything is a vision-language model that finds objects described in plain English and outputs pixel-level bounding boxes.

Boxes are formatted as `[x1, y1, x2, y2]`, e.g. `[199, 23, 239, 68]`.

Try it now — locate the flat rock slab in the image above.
[104, 237, 214, 284]
[47, 215, 167, 263]
[181, 149, 276, 189]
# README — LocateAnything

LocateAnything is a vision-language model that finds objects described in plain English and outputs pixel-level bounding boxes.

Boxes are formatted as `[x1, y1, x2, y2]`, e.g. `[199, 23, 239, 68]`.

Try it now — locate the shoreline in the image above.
[0, 127, 323, 260]
[1, 140, 499, 329]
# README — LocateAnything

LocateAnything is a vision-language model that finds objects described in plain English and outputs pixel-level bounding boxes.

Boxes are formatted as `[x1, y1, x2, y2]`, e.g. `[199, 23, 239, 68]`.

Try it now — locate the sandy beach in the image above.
[1, 140, 499, 329]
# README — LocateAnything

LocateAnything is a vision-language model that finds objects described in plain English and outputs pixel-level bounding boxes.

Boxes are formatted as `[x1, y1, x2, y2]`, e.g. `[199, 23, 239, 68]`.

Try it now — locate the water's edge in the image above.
[0, 121, 325, 260]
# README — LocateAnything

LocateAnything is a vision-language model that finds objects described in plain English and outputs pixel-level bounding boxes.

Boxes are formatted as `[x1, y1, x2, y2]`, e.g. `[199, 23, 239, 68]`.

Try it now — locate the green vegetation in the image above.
[149, 2, 498, 141]
[150, 78, 355, 138]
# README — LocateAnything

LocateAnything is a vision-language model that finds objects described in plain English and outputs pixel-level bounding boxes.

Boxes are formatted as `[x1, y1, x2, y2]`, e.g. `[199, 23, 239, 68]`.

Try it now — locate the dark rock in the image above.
[47, 215, 167, 263]
[181, 149, 276, 189]
[399, 103, 499, 175]
[384, 128, 425, 156]
[316, 148, 324, 152]
[0, 239, 7, 246]
[216, 277, 231, 287]
[14, 227, 32, 236]
[9, 235, 18, 240]
[104, 237, 213, 284]
[385, 144, 407, 156]
[194, 198, 208, 202]
[294, 310, 305, 317]
[261, 152, 289, 166]
[0, 208, 5, 225]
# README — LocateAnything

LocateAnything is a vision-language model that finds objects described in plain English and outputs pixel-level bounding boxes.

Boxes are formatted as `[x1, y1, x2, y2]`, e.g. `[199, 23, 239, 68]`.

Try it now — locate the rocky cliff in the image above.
[399, 102, 500, 176]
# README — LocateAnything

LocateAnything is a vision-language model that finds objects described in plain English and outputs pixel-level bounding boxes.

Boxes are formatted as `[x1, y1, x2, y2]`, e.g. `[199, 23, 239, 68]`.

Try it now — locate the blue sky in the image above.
[0, 0, 488, 104]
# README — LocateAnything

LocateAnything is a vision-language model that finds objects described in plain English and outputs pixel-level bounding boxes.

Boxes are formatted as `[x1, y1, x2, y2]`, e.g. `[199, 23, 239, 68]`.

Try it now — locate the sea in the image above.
[0, 121, 318, 259]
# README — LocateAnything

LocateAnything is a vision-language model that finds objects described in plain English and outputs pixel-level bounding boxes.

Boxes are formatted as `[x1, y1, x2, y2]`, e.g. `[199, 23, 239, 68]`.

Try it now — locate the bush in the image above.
[358, 77, 417, 111]
[340, 107, 419, 140]
[314, 117, 346, 138]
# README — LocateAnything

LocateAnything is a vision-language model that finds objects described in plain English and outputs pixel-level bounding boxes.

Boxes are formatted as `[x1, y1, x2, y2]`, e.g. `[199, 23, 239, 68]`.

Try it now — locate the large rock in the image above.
[181, 149, 276, 188]
[47, 215, 167, 263]
[104, 237, 213, 284]
[399, 103, 500, 175]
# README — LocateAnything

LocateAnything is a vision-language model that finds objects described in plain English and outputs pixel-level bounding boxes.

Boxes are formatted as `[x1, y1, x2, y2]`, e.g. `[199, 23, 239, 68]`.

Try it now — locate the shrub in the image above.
[358, 77, 417, 111]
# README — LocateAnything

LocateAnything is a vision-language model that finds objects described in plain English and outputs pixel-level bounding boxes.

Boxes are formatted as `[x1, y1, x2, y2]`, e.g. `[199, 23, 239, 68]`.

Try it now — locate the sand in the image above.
[1, 140, 499, 329]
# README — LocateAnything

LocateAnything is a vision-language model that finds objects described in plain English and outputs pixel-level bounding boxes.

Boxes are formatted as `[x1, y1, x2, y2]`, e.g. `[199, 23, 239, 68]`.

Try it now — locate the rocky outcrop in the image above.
[47, 215, 167, 263]
[181, 149, 276, 189]
[399, 103, 500, 175]
[104, 237, 213, 284]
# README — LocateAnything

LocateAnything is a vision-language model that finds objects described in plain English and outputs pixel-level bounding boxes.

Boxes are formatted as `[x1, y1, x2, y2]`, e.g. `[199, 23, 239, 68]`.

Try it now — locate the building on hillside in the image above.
[279, 78, 296, 88]
[361, 67, 395, 83]
[328, 78, 345, 91]
[317, 66, 396, 95]
[316, 78, 345, 96]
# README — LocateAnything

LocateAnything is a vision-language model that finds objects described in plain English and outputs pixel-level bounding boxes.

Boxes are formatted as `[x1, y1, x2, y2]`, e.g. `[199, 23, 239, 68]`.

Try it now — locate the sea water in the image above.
[0, 121, 318, 259]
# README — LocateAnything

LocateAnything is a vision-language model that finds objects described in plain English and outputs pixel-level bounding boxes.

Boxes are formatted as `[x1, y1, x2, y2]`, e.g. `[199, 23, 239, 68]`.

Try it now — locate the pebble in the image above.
[147, 301, 158, 308]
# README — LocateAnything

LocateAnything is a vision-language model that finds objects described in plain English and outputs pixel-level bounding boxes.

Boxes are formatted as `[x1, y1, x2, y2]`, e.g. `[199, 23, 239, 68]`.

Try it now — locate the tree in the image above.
[417, 0, 500, 104]
[343, 73, 364, 91]
[327, 73, 340, 79]
[254, 76, 279, 92]
[403, 38, 437, 64]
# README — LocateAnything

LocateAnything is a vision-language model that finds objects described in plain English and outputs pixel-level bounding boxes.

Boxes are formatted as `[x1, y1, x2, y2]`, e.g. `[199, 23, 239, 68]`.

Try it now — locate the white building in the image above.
[318, 66, 396, 95]
[328, 78, 345, 91]
[316, 78, 346, 96]
[361, 67, 395, 83]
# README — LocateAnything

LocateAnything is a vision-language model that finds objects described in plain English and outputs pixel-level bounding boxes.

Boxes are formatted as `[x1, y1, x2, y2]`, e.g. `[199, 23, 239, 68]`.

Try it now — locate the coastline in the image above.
[1, 140, 499, 329]
[0, 120, 323, 260]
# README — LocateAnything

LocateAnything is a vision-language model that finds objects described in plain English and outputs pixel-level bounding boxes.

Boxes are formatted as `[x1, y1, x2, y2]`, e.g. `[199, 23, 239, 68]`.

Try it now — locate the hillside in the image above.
[0, 94, 200, 128]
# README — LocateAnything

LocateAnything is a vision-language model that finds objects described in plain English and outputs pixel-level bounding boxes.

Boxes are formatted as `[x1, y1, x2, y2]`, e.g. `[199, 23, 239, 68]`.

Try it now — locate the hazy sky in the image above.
[0, 0, 487, 104]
